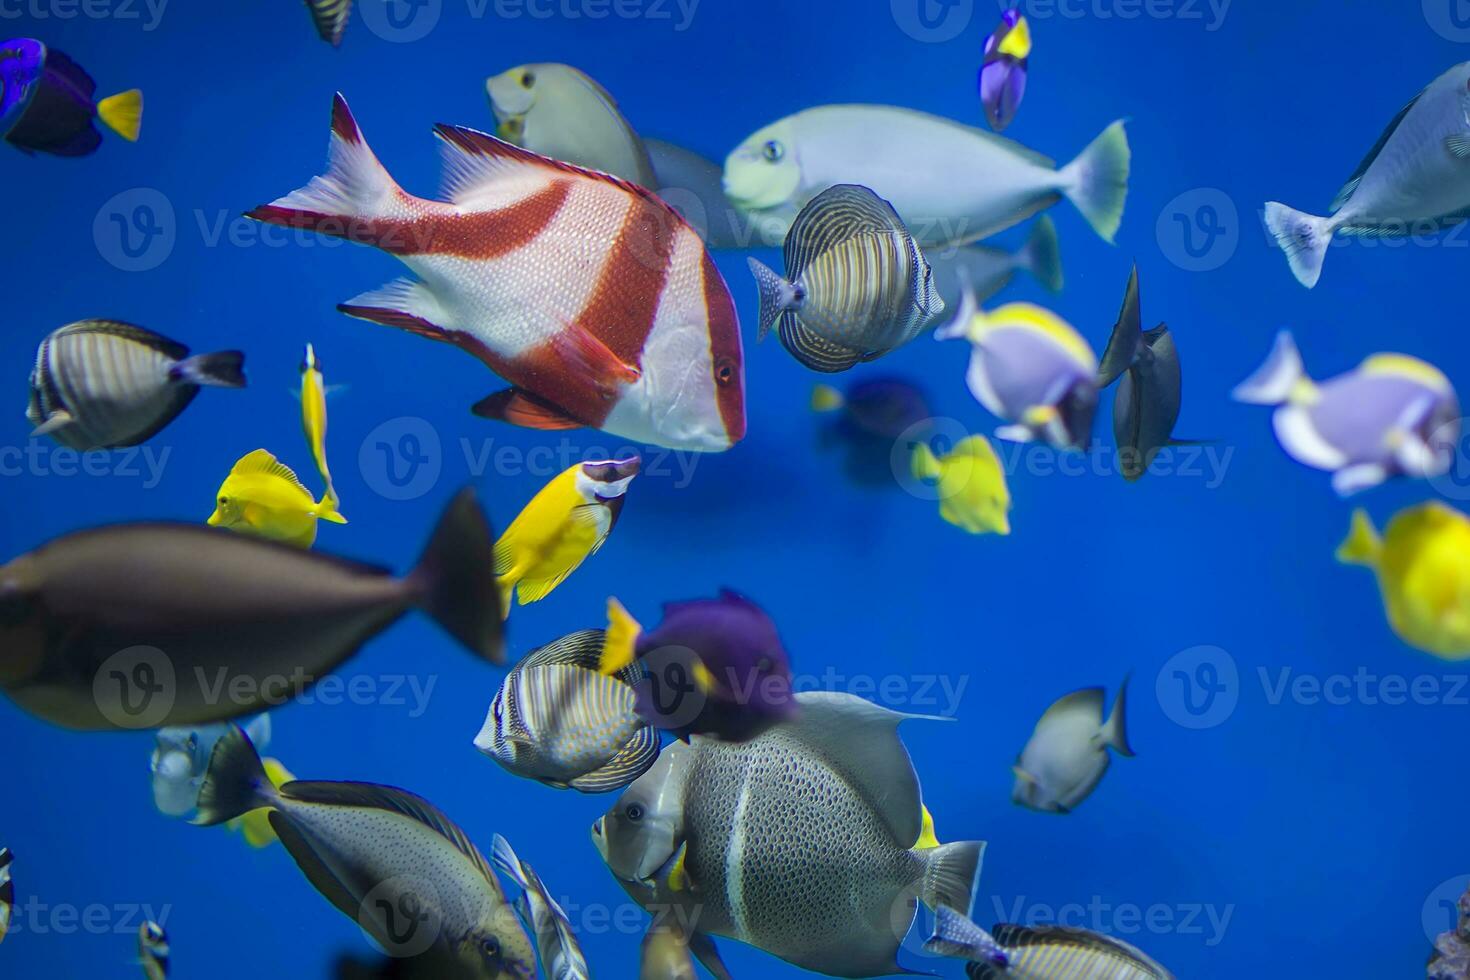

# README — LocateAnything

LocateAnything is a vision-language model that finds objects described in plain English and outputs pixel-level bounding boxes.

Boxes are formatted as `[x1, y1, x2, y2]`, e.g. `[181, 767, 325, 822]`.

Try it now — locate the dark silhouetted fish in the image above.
[0, 39, 141, 155]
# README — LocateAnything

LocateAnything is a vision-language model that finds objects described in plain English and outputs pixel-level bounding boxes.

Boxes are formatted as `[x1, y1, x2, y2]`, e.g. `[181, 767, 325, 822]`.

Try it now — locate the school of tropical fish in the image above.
[8, 7, 1470, 979]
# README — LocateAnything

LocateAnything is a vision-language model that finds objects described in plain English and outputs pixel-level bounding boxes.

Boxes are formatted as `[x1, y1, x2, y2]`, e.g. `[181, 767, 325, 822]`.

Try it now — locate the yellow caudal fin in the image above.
[96, 89, 143, 141]
[313, 495, 348, 525]
[227, 757, 294, 848]
[1336, 509, 1382, 567]
[915, 804, 941, 850]
[911, 442, 943, 483]
[600, 597, 643, 675]
[810, 384, 845, 413]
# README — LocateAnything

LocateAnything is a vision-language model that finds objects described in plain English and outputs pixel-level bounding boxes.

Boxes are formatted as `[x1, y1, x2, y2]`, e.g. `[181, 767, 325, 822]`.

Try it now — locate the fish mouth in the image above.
[583, 456, 642, 487]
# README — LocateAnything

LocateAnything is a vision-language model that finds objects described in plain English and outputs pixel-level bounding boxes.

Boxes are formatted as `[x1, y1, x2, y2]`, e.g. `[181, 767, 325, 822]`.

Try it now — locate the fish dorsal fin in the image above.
[778, 320, 867, 373]
[57, 320, 190, 361]
[231, 449, 312, 496]
[1333, 86, 1428, 212]
[281, 780, 499, 887]
[991, 923, 1168, 974]
[784, 691, 943, 848]
[41, 47, 97, 98]
[1359, 353, 1452, 393]
[518, 628, 647, 687]
[1038, 687, 1106, 725]
[785, 183, 906, 276]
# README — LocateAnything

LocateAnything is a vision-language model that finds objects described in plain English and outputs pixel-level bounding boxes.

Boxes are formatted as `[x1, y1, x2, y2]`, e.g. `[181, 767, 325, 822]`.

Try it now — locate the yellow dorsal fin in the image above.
[231, 449, 312, 497]
[984, 303, 1097, 371]
[1360, 353, 1452, 393]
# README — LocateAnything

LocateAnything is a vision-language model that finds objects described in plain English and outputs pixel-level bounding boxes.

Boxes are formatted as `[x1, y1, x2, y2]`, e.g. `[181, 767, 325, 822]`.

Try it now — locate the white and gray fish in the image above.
[0, 847, 12, 945]
[1096, 267, 1187, 481]
[748, 184, 944, 373]
[151, 715, 271, 817]
[927, 910, 1174, 980]
[592, 691, 1004, 978]
[1267, 62, 1470, 288]
[645, 138, 752, 250]
[490, 835, 590, 980]
[195, 725, 537, 979]
[138, 920, 170, 980]
[926, 217, 1064, 311]
[475, 629, 660, 793]
[26, 319, 245, 450]
[1012, 679, 1133, 814]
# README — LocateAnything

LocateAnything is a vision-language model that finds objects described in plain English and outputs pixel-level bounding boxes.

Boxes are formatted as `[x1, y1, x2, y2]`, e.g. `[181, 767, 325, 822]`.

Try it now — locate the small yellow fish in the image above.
[911, 436, 1012, 535]
[494, 458, 640, 618]
[208, 449, 346, 549]
[1338, 504, 1470, 659]
[226, 757, 294, 848]
[299, 343, 339, 511]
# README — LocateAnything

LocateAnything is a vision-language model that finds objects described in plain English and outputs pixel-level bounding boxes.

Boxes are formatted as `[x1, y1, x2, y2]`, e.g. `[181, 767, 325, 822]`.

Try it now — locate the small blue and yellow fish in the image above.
[208, 449, 347, 548]
[137, 920, 169, 980]
[299, 343, 339, 511]
[979, 10, 1031, 132]
[1234, 331, 1460, 495]
[1, 39, 140, 156]
[911, 435, 1012, 535]
[495, 458, 640, 617]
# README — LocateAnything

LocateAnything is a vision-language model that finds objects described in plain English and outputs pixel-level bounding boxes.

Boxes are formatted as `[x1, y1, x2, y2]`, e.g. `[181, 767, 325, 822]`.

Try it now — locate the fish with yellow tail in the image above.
[912, 435, 1012, 535]
[495, 458, 639, 617]
[208, 449, 346, 548]
[1, 40, 141, 156]
[299, 344, 340, 511]
[1338, 504, 1470, 660]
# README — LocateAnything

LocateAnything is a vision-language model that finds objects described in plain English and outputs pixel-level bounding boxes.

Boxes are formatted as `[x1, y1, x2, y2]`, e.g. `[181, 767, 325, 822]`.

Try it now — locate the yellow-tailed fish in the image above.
[911, 435, 1012, 535]
[299, 343, 339, 510]
[138, 920, 169, 980]
[495, 458, 640, 617]
[1338, 504, 1470, 659]
[208, 449, 346, 549]
[226, 757, 295, 848]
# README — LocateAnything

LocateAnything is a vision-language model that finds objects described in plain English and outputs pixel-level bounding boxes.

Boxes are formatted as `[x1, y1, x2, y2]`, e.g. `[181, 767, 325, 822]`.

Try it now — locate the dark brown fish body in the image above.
[0, 489, 501, 730]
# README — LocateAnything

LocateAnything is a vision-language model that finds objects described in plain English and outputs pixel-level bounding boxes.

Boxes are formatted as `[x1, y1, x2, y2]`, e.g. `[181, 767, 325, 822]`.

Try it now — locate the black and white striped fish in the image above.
[490, 836, 590, 980]
[748, 183, 943, 373]
[27, 319, 245, 450]
[304, 0, 351, 45]
[0, 847, 13, 945]
[138, 920, 170, 980]
[929, 907, 1174, 979]
[475, 629, 660, 793]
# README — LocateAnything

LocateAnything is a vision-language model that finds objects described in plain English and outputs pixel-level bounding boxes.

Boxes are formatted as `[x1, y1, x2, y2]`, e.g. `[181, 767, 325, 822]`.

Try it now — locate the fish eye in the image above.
[714, 358, 736, 387]
[480, 937, 501, 960]
[521, 70, 536, 88]
[761, 140, 784, 163]
[625, 803, 645, 822]
[218, 496, 229, 505]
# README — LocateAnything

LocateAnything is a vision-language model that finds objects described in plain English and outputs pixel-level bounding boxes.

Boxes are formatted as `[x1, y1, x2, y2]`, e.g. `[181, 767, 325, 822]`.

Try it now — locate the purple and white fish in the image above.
[1, 39, 141, 156]
[979, 11, 1031, 133]
[1233, 331, 1461, 496]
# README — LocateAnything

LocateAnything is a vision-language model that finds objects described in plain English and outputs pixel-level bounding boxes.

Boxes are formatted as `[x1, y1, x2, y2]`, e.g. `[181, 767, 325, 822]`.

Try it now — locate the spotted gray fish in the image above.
[0, 847, 12, 945]
[0, 488, 503, 731]
[27, 320, 245, 450]
[592, 691, 1003, 978]
[305, 0, 351, 45]
[748, 184, 944, 373]
[490, 835, 590, 980]
[138, 920, 170, 980]
[474, 629, 659, 793]
[1267, 62, 1470, 288]
[1096, 267, 1188, 481]
[927, 910, 1174, 979]
[195, 725, 536, 979]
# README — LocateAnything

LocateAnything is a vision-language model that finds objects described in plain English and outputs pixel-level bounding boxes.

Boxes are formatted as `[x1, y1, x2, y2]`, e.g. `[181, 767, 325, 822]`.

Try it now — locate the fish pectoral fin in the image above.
[547, 320, 642, 396]
[512, 567, 577, 606]
[30, 411, 76, 437]
[1448, 135, 1470, 159]
[568, 726, 661, 793]
[472, 388, 586, 431]
[686, 931, 735, 980]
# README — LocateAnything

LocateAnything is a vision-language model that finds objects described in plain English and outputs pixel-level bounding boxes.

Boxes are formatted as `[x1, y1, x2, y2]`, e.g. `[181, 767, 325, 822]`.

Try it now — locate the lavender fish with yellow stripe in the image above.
[748, 183, 944, 373]
[1233, 331, 1460, 496]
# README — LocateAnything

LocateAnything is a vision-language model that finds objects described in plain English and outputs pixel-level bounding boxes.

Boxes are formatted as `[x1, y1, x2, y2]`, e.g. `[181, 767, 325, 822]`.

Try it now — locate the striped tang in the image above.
[475, 629, 660, 793]
[247, 93, 745, 453]
[958, 921, 1174, 979]
[27, 320, 245, 450]
[747, 183, 943, 373]
[0, 848, 12, 945]
[304, 0, 351, 45]
[491, 835, 591, 980]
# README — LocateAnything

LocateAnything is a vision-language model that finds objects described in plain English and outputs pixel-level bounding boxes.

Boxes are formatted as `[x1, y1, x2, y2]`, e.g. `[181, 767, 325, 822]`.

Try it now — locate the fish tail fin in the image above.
[1096, 265, 1142, 388]
[1101, 674, 1135, 758]
[313, 493, 348, 524]
[599, 597, 644, 675]
[96, 89, 143, 142]
[191, 724, 278, 826]
[810, 384, 845, 413]
[1264, 202, 1333, 289]
[924, 905, 1009, 968]
[1336, 508, 1382, 568]
[918, 840, 986, 915]
[747, 258, 800, 342]
[911, 441, 943, 482]
[1018, 216, 1063, 293]
[412, 488, 506, 663]
[1059, 120, 1130, 243]
[1232, 330, 1308, 405]
[246, 93, 406, 242]
[227, 758, 295, 847]
[171, 351, 246, 388]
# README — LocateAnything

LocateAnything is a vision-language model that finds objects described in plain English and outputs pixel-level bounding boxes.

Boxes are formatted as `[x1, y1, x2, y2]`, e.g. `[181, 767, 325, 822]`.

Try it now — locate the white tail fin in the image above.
[1059, 120, 1130, 244]
[1264, 202, 1334, 289]
[1233, 331, 1306, 405]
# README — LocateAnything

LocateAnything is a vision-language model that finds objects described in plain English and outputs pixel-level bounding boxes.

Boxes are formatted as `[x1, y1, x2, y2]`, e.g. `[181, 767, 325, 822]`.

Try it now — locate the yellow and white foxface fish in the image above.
[495, 458, 640, 617]
[299, 343, 339, 510]
[208, 449, 346, 549]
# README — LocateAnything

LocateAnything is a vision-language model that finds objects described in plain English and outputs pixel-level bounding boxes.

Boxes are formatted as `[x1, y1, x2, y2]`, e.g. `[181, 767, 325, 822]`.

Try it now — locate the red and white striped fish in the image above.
[247, 94, 746, 453]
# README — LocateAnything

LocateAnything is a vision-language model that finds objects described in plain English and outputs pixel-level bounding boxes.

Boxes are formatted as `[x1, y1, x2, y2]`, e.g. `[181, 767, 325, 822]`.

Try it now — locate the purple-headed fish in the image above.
[936, 278, 1108, 451]
[1, 39, 140, 156]
[979, 11, 1031, 133]
[1233, 331, 1460, 496]
[599, 591, 796, 743]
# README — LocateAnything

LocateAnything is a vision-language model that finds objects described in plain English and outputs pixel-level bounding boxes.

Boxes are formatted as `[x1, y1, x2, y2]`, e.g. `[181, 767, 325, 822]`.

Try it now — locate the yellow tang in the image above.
[1338, 503, 1470, 659]
[299, 343, 339, 511]
[911, 435, 1012, 535]
[208, 449, 347, 549]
